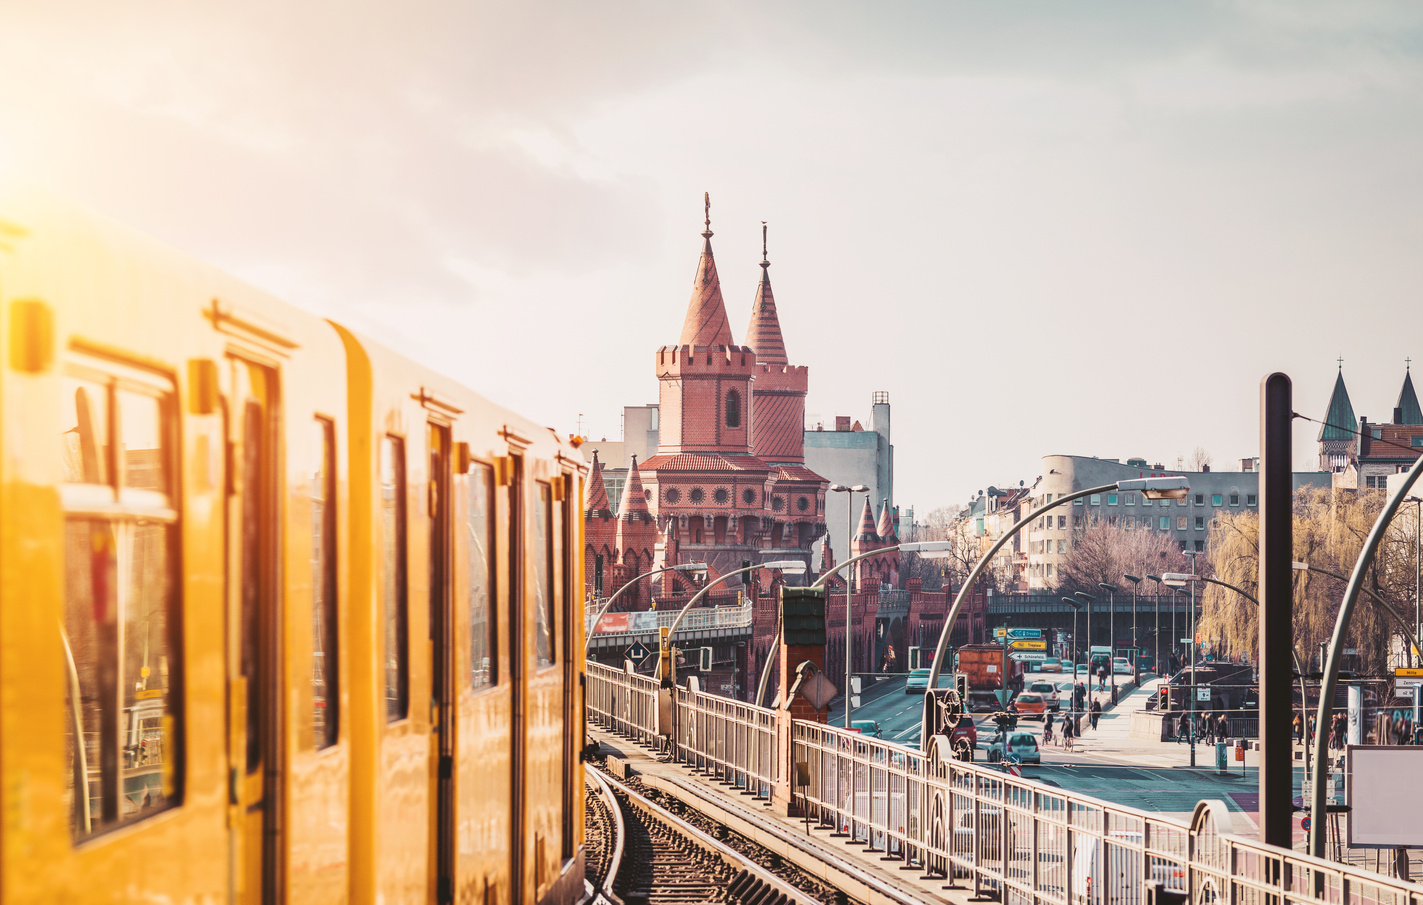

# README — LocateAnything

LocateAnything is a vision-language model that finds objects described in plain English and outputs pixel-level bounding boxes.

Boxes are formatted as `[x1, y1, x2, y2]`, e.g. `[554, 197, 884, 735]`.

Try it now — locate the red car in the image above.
[951, 718, 978, 760]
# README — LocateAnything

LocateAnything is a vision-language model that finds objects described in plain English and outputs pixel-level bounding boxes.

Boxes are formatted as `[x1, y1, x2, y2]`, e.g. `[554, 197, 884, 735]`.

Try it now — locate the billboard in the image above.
[1347, 745, 1423, 847]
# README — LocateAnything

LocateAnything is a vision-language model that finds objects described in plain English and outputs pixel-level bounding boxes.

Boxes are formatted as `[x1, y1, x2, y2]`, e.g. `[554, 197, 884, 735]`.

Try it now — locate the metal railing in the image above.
[587, 657, 1423, 905]
[675, 684, 778, 798]
[585, 600, 752, 640]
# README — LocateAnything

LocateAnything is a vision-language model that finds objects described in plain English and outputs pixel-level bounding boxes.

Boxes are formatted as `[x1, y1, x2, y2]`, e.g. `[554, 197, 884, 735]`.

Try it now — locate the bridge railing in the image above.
[586, 659, 1423, 905]
[675, 685, 778, 799]
[585, 661, 662, 747]
[584, 600, 752, 641]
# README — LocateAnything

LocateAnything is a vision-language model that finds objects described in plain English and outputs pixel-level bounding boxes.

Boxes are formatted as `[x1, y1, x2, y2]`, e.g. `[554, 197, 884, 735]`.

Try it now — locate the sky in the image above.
[3, 1, 1423, 515]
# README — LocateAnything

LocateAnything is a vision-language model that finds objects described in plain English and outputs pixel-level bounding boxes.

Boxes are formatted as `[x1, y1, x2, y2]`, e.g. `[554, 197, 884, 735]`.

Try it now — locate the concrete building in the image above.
[803, 394, 895, 565]
[1026, 455, 1332, 588]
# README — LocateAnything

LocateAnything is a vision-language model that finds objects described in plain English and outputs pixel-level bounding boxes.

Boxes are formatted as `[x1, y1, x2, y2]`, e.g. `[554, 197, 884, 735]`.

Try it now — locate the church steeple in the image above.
[1397, 362, 1422, 426]
[745, 222, 788, 366]
[1318, 364, 1356, 441]
[679, 192, 736, 348]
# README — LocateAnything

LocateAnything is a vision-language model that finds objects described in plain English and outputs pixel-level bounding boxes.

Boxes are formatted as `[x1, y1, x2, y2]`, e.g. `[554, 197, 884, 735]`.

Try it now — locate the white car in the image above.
[987, 732, 1041, 765]
[1113, 658, 1134, 675]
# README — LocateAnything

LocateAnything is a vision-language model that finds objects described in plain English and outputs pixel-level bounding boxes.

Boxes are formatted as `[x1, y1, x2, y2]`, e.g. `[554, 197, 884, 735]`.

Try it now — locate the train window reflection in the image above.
[468, 463, 495, 689]
[62, 364, 180, 841]
[381, 436, 409, 721]
[533, 482, 553, 668]
[118, 388, 169, 495]
[311, 419, 338, 748]
[60, 376, 111, 486]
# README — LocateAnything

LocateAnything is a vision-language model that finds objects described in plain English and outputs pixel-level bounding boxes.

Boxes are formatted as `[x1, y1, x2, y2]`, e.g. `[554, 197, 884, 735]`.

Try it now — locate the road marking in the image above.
[892, 724, 920, 741]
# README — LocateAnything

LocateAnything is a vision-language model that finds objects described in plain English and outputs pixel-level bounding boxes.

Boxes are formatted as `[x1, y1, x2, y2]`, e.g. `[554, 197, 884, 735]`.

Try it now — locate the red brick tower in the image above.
[584, 450, 617, 599]
[610, 455, 658, 607]
[850, 497, 881, 589]
[874, 497, 900, 588]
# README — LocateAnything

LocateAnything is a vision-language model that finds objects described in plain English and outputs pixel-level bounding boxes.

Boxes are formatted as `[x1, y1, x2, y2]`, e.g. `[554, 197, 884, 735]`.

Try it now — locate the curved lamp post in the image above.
[925, 476, 1189, 710]
[656, 559, 806, 679]
[1308, 457, 1423, 859]
[584, 562, 708, 656]
[1099, 582, 1119, 695]
[753, 540, 954, 709]
[1074, 591, 1095, 677]
[1062, 597, 1082, 689]
[830, 482, 870, 726]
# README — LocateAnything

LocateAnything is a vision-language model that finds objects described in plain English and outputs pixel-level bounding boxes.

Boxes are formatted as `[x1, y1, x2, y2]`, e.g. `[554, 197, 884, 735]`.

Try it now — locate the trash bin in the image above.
[1216, 742, 1228, 773]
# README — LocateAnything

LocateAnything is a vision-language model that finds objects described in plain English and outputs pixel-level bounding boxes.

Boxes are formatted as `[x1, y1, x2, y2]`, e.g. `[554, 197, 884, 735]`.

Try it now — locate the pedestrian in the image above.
[1217, 712, 1230, 745]
[1089, 698, 1101, 731]
[1308, 714, 1317, 743]
[1178, 710, 1190, 744]
[1292, 713, 1303, 743]
[1098, 665, 1108, 692]
[1062, 714, 1075, 752]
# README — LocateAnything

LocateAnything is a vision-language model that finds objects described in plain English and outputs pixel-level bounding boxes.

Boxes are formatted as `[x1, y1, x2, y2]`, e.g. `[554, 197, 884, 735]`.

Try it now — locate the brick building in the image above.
[1319, 362, 1423, 490]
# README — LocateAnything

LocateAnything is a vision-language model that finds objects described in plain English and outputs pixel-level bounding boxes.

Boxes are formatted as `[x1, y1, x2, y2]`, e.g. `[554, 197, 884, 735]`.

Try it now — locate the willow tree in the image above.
[1198, 487, 1405, 673]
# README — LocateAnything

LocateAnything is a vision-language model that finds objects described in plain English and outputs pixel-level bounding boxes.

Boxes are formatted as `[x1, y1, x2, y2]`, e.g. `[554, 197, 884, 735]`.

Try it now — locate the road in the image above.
[827, 669, 1269, 831]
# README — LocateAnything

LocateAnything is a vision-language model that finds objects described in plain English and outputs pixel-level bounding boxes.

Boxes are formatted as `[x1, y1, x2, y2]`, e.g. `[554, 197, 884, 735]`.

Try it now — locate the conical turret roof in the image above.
[1318, 367, 1357, 442]
[1397, 366, 1422, 425]
[854, 496, 880, 544]
[876, 498, 898, 544]
[585, 451, 611, 514]
[618, 456, 651, 521]
[745, 224, 788, 365]
[679, 194, 736, 348]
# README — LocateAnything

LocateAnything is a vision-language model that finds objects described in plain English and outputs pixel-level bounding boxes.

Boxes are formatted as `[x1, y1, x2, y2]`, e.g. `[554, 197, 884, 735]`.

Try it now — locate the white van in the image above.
[1071, 831, 1186, 905]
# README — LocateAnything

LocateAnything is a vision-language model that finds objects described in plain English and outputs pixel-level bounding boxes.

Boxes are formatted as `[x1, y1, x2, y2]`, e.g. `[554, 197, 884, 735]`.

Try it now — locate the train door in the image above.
[428, 423, 455, 904]
[226, 357, 283, 905]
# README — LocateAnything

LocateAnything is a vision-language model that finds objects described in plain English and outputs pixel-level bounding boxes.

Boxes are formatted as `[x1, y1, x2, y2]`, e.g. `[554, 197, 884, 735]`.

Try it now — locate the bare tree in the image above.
[1055, 518, 1190, 597]
[1188, 447, 1214, 472]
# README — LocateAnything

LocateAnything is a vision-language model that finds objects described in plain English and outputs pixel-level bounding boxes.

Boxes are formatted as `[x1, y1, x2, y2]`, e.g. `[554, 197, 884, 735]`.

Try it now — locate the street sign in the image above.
[1006, 628, 1043, 640]
[1194, 633, 1202, 644]
[1396, 668, 1423, 677]
[800, 671, 838, 711]
[1181, 638, 1193, 644]
[1197, 688, 1212, 702]
[625, 641, 653, 665]
[1301, 816, 1312, 833]
[1010, 652, 1047, 662]
[1010, 640, 1047, 650]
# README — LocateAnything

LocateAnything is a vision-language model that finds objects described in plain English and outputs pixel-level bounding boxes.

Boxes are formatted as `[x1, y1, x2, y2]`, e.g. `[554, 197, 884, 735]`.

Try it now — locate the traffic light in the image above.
[699, 647, 712, 672]
[955, 673, 969, 701]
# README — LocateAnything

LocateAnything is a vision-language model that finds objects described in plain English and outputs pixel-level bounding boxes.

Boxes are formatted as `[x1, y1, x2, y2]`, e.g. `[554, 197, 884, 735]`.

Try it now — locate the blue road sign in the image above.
[1006, 628, 1043, 640]
[625, 641, 652, 664]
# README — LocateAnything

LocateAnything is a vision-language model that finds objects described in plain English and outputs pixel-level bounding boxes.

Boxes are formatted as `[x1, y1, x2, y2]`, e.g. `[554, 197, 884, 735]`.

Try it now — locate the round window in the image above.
[665, 487, 681, 504]
[689, 487, 705, 504]
[772, 495, 785, 511]
[743, 488, 756, 505]
[714, 487, 729, 504]
[796, 496, 809, 512]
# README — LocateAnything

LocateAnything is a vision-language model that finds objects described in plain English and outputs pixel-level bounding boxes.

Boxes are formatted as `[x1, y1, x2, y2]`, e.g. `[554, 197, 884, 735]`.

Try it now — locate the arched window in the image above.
[726, 389, 741, 427]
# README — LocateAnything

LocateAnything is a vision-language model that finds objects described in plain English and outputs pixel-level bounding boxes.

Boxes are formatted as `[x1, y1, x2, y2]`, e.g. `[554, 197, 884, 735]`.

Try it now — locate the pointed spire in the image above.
[1397, 363, 1422, 425]
[617, 455, 651, 521]
[854, 496, 880, 544]
[876, 498, 898, 544]
[1318, 366, 1357, 442]
[745, 220, 788, 366]
[584, 451, 610, 514]
[679, 192, 736, 347]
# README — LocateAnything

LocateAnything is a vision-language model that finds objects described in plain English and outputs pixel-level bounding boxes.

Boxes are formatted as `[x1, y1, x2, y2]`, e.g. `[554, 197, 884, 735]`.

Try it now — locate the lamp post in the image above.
[1147, 573, 1163, 675]
[829, 483, 870, 727]
[923, 476, 1189, 723]
[657, 559, 806, 679]
[1099, 582, 1119, 695]
[1074, 591, 1094, 682]
[584, 562, 708, 656]
[1166, 550, 1203, 769]
[1124, 574, 1143, 674]
[752, 539, 953, 709]
[1063, 596, 1082, 686]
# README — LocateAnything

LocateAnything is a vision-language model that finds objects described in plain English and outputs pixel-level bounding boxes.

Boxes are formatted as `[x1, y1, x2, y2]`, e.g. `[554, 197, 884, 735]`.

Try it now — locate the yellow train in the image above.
[0, 189, 588, 904]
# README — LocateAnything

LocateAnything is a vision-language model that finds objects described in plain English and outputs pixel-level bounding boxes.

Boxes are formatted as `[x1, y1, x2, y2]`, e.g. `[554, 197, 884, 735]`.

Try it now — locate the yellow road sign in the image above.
[1396, 667, 1423, 677]
[1010, 640, 1046, 650]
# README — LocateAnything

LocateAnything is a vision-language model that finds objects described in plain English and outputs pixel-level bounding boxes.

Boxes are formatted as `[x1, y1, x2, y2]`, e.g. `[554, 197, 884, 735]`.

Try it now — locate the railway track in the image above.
[584, 761, 849, 905]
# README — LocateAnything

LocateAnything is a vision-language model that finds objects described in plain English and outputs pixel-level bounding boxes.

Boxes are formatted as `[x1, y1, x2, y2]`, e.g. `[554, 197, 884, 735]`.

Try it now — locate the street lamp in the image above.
[1146, 573, 1164, 676]
[752, 539, 954, 709]
[1100, 582, 1119, 697]
[830, 482, 870, 727]
[1073, 591, 1094, 671]
[657, 559, 806, 679]
[1123, 574, 1143, 673]
[584, 562, 708, 656]
[1162, 564, 1201, 767]
[1064, 597, 1083, 723]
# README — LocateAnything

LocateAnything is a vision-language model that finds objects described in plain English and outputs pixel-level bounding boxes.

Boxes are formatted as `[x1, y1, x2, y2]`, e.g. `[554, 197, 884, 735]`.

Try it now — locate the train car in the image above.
[0, 188, 587, 904]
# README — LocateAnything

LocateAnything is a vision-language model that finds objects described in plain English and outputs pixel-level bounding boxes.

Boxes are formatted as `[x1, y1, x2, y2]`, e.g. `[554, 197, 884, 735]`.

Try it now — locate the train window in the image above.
[311, 419, 338, 748]
[468, 462, 495, 689]
[533, 482, 554, 668]
[381, 436, 409, 722]
[60, 365, 180, 841]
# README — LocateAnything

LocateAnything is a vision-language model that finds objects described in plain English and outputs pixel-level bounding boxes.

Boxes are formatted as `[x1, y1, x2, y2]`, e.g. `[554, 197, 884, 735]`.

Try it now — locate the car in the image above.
[1027, 682, 1061, 711]
[1040, 658, 1063, 673]
[1074, 663, 1091, 678]
[905, 668, 930, 693]
[1014, 692, 1047, 719]
[1136, 655, 1155, 674]
[849, 719, 882, 738]
[1113, 658, 1133, 675]
[987, 732, 1041, 765]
